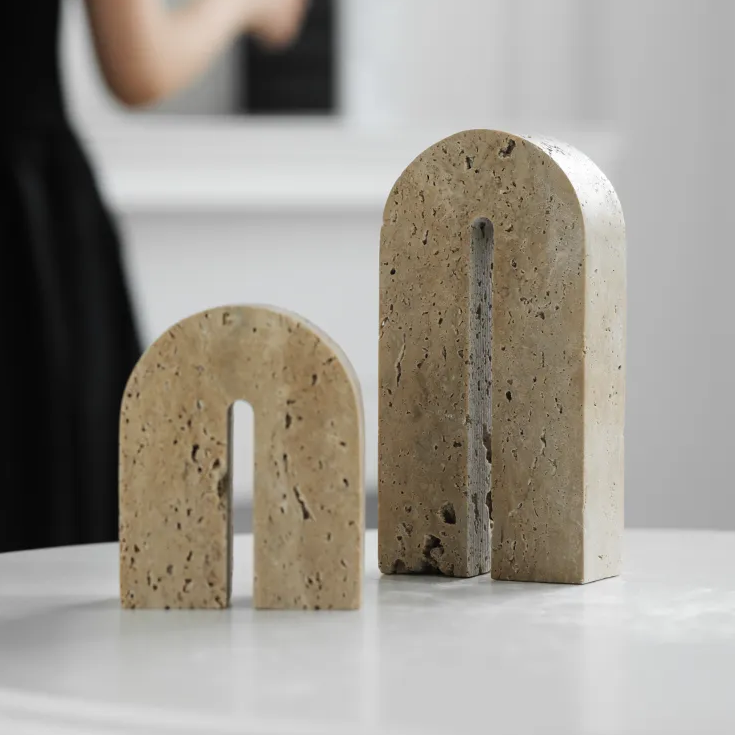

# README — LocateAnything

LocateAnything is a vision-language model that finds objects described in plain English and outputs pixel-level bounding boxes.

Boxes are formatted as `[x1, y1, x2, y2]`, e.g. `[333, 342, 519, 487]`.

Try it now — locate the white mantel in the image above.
[80, 118, 621, 216]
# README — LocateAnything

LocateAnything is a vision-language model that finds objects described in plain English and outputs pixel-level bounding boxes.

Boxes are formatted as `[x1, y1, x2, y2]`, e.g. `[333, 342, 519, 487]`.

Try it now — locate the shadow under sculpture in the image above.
[119, 304, 364, 609]
[379, 129, 625, 583]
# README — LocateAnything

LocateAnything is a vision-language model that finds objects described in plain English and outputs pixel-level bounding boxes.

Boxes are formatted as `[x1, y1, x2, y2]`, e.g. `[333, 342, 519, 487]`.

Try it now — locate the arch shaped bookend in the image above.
[379, 129, 625, 583]
[119, 305, 364, 609]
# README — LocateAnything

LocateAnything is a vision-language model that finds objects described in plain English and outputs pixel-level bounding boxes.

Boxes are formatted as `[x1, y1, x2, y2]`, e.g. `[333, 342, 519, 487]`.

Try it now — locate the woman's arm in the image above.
[83, 0, 307, 107]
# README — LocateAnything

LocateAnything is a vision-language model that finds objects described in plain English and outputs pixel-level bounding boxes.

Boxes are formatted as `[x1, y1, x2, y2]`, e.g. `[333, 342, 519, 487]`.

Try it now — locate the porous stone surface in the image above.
[378, 129, 625, 583]
[120, 305, 364, 609]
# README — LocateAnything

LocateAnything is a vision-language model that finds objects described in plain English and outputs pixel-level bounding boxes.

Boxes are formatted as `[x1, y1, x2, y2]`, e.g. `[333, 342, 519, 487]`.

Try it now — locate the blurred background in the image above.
[59, 0, 735, 532]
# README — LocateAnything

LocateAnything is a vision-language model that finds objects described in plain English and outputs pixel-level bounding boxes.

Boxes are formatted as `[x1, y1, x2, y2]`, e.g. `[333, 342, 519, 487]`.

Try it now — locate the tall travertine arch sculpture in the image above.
[120, 305, 364, 609]
[379, 129, 625, 583]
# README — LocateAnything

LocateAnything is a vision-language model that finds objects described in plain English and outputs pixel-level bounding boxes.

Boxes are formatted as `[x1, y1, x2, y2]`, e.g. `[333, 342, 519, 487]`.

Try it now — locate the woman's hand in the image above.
[245, 0, 310, 50]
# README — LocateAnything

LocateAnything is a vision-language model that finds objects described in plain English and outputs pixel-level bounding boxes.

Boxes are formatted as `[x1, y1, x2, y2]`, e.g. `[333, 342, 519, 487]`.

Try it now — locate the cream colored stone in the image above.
[378, 129, 625, 583]
[119, 305, 364, 609]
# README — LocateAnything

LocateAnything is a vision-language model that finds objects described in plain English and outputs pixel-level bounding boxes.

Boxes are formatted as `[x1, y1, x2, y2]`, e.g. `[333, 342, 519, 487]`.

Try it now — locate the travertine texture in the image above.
[120, 305, 364, 609]
[378, 129, 625, 583]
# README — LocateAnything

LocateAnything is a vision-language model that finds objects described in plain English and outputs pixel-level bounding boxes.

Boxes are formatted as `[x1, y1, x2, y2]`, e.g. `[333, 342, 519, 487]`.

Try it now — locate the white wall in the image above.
[610, 1, 735, 530]
[61, 0, 735, 531]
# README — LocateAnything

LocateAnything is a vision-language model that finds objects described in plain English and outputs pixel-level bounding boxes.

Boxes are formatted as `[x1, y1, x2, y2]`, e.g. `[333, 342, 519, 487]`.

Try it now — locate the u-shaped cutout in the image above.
[468, 216, 494, 552]
[378, 129, 625, 583]
[119, 305, 364, 609]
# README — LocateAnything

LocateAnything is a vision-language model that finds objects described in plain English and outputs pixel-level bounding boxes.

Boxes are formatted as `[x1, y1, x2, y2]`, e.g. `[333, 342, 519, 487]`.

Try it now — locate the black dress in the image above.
[0, 1, 142, 551]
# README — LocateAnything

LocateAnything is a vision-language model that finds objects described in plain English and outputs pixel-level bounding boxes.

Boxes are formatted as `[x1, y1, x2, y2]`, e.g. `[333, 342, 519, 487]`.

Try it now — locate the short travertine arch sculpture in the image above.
[379, 129, 625, 583]
[120, 305, 364, 609]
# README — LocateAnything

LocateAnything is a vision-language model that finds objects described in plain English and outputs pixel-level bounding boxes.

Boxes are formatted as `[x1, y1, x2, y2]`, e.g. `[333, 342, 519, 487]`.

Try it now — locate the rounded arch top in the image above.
[380, 128, 624, 247]
[121, 303, 363, 418]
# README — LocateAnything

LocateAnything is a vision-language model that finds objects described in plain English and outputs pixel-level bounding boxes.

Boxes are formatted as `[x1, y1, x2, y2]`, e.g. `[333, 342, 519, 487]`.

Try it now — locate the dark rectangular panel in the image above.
[239, 0, 336, 114]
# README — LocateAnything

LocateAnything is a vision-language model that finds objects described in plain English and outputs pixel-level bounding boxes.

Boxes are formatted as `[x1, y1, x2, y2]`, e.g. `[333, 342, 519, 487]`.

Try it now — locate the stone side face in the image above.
[379, 129, 625, 583]
[489, 136, 586, 583]
[534, 138, 626, 583]
[119, 305, 364, 609]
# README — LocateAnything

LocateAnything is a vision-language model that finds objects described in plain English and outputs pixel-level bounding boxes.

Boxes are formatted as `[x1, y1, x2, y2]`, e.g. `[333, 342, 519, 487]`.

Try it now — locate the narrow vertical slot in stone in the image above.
[227, 400, 254, 603]
[468, 217, 494, 572]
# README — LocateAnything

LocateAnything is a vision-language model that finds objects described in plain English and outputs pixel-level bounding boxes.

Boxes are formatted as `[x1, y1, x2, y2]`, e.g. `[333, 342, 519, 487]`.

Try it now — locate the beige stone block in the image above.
[379, 129, 625, 583]
[119, 305, 364, 609]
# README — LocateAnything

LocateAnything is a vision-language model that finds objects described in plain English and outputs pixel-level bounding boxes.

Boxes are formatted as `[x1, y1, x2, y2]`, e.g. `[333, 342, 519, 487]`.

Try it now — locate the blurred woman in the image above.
[0, 0, 307, 552]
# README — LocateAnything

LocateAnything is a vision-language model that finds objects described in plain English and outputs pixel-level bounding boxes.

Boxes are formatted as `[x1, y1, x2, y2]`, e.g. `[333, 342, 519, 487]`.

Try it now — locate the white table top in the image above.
[1, 529, 734, 735]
